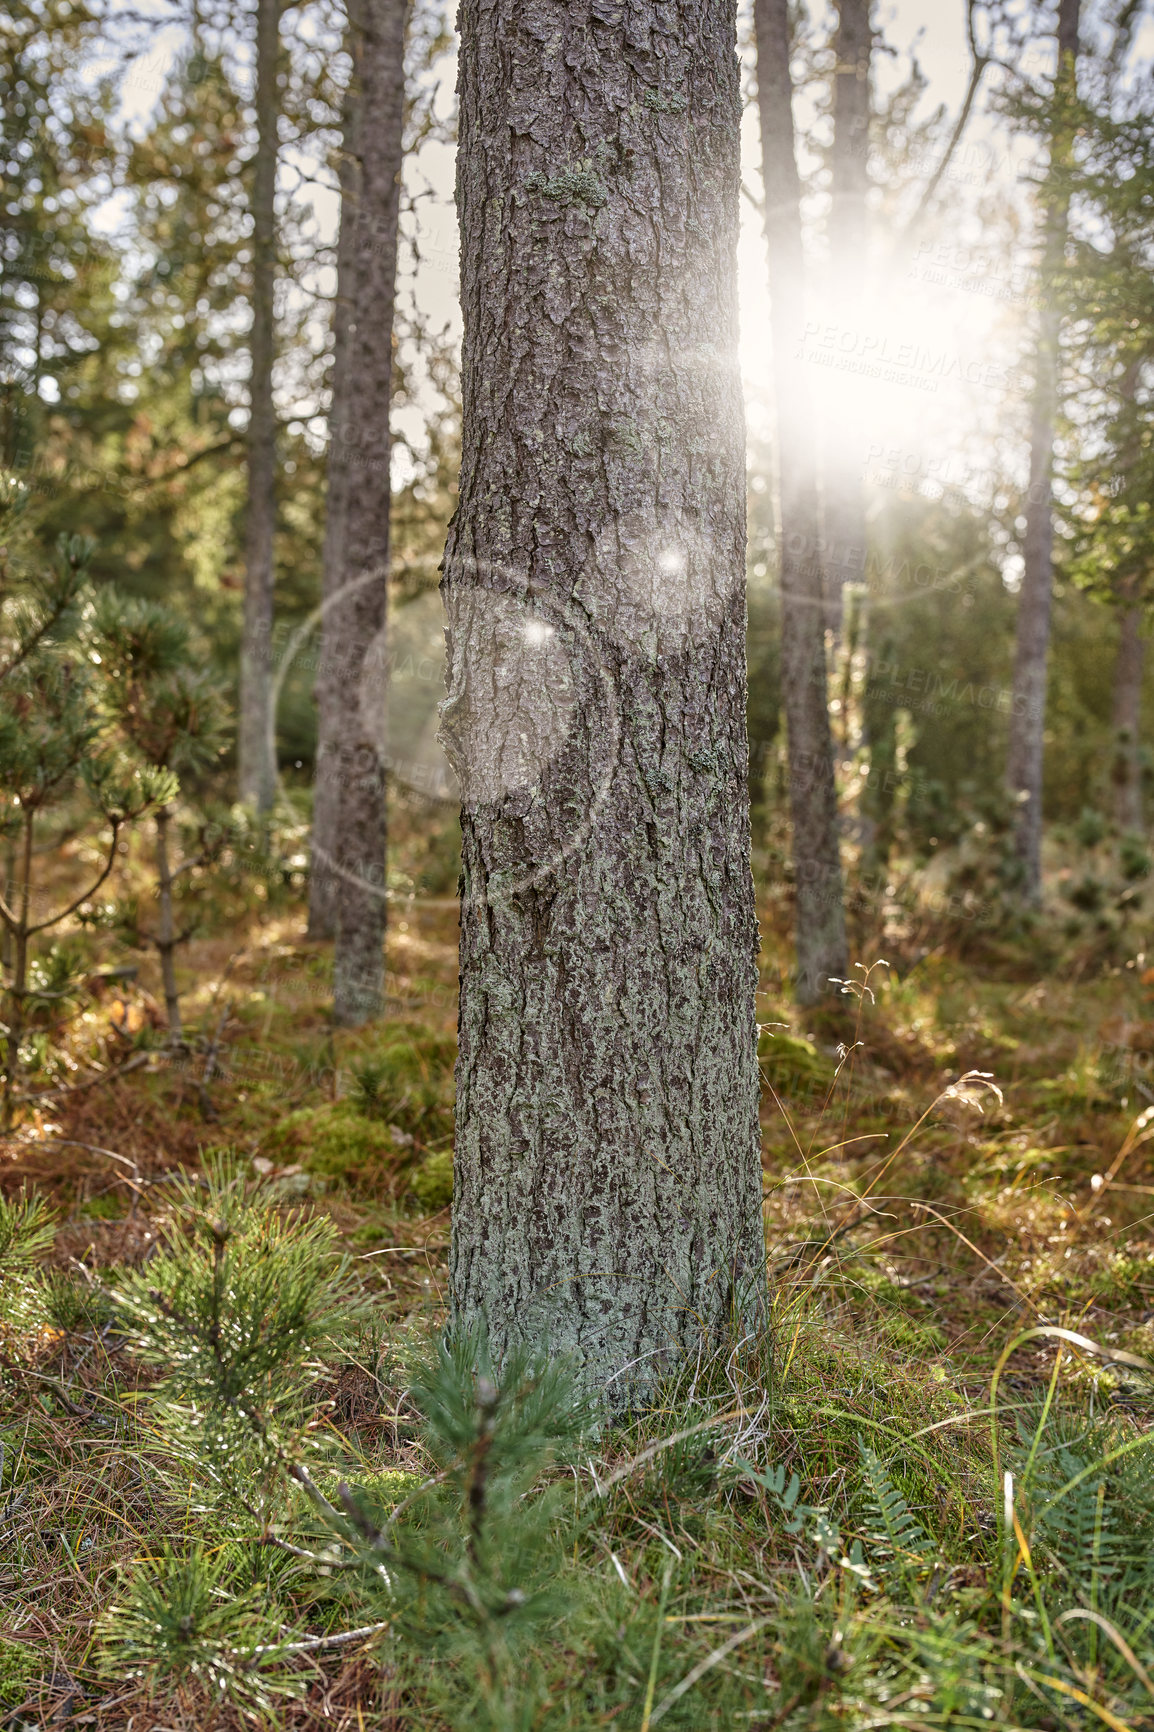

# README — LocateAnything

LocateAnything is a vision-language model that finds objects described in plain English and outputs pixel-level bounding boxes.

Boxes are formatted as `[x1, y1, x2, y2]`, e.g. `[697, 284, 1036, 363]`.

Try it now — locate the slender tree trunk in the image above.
[822, 0, 872, 635]
[308, 16, 362, 942]
[0, 839, 12, 972]
[444, 0, 765, 1402]
[2, 811, 33, 1133]
[325, 0, 406, 1026]
[1006, 0, 1079, 900]
[153, 805, 184, 1046]
[1112, 598, 1144, 833]
[754, 0, 847, 1002]
[238, 0, 279, 813]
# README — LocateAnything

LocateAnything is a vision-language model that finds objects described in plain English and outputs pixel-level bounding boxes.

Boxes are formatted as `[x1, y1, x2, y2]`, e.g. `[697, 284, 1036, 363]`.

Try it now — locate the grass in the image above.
[0, 867, 1152, 1728]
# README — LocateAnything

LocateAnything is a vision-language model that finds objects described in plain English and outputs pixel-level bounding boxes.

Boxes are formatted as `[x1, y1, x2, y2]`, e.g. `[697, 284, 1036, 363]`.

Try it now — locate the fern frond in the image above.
[858, 1439, 935, 1594]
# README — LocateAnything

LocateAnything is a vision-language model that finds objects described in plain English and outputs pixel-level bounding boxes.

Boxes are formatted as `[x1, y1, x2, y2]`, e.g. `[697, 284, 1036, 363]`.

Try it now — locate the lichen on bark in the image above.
[443, 0, 765, 1406]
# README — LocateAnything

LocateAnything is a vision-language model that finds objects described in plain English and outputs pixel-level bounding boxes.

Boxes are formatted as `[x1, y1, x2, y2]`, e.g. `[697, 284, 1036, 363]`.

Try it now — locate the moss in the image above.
[410, 1149, 454, 1213]
[0, 1637, 39, 1708]
[350, 1025, 456, 1141]
[644, 89, 688, 115]
[758, 1030, 835, 1096]
[526, 161, 608, 209]
[1089, 1251, 1154, 1305]
[77, 1195, 124, 1221]
[268, 1103, 398, 1181]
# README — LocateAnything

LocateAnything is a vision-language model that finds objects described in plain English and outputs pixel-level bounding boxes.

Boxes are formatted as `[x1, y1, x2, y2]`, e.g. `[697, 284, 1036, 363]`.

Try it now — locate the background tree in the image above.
[306, 12, 361, 944]
[443, 0, 765, 1398]
[309, 0, 408, 1030]
[1005, 0, 1080, 900]
[238, 0, 281, 812]
[822, 0, 873, 633]
[0, 0, 122, 498]
[753, 0, 847, 1002]
[1060, 53, 1154, 835]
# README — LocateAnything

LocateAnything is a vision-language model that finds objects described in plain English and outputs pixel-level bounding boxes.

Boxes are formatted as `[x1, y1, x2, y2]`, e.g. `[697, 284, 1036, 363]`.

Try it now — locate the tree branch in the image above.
[28, 823, 122, 936]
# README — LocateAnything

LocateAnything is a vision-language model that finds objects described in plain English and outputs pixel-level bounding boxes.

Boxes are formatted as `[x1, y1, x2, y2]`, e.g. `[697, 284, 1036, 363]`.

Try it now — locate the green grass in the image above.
[1, 898, 1152, 1727]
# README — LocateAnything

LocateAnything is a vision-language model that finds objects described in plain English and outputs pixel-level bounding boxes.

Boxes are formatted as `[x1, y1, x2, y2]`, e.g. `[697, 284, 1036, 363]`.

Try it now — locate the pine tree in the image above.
[0, 0, 121, 491]
[0, 541, 161, 1127]
[443, 0, 765, 1400]
[93, 596, 230, 1045]
[239, 0, 281, 813]
[310, 0, 408, 1024]
[753, 0, 848, 1003]
[1006, 0, 1080, 900]
[1058, 59, 1154, 834]
[822, 0, 874, 635]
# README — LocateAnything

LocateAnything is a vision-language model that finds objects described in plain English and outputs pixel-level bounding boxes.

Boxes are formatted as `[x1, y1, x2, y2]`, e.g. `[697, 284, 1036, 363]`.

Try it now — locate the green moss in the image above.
[526, 161, 608, 209]
[644, 89, 688, 114]
[350, 1024, 456, 1141]
[410, 1149, 454, 1213]
[1089, 1251, 1154, 1305]
[880, 1314, 949, 1356]
[0, 1636, 39, 1708]
[268, 1103, 398, 1181]
[758, 1030, 835, 1096]
[77, 1194, 124, 1221]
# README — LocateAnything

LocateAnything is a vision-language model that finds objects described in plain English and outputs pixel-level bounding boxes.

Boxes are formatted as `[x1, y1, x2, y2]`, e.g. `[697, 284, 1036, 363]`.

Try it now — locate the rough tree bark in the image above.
[308, 22, 361, 942]
[754, 0, 847, 1002]
[322, 0, 406, 1024]
[1006, 0, 1079, 899]
[443, 0, 765, 1401]
[1112, 595, 1144, 833]
[238, 0, 279, 812]
[822, 0, 872, 634]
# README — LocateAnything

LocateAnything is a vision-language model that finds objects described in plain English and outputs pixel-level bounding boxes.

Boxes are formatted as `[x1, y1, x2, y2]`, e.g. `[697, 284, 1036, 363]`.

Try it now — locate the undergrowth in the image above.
[0, 1149, 1151, 1730]
[1, 925, 1153, 1728]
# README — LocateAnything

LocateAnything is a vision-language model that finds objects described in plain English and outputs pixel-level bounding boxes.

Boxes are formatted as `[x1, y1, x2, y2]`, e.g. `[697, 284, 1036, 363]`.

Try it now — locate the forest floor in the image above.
[1, 850, 1152, 1728]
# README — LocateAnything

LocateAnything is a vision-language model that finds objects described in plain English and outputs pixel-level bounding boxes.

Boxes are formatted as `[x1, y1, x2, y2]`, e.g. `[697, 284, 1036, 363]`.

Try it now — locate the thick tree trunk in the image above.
[308, 18, 362, 942]
[1006, 0, 1079, 900]
[1112, 599, 1144, 833]
[238, 0, 279, 812]
[327, 0, 406, 1025]
[444, 0, 765, 1403]
[754, 0, 847, 1002]
[822, 0, 872, 634]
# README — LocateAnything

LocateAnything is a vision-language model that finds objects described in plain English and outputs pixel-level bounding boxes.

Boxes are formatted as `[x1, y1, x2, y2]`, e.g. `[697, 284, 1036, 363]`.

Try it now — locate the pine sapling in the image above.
[93, 596, 229, 1047]
[0, 652, 163, 1129]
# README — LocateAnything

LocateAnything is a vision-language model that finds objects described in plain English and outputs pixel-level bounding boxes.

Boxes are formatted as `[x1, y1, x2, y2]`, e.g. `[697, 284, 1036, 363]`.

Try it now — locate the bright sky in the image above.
[85, 0, 1151, 520]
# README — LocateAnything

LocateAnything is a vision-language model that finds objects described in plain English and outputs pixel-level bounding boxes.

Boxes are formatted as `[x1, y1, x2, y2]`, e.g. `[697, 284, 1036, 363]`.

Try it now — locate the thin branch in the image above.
[252, 1619, 391, 1657]
[16, 1049, 153, 1102]
[897, 0, 988, 247]
[27, 824, 122, 936]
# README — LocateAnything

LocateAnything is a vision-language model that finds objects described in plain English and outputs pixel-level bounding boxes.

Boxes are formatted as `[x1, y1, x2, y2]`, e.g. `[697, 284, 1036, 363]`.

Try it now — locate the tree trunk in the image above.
[1, 811, 33, 1133]
[822, 0, 872, 635]
[238, 0, 279, 813]
[153, 805, 184, 1046]
[754, 0, 847, 1002]
[324, 0, 406, 1026]
[1112, 598, 1144, 833]
[444, 0, 765, 1403]
[1006, 0, 1079, 900]
[308, 14, 362, 942]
